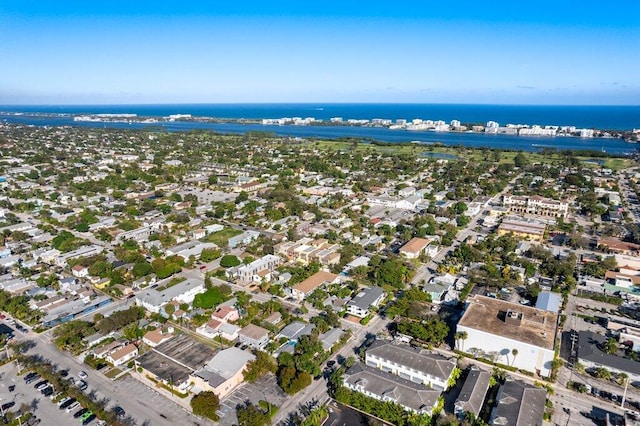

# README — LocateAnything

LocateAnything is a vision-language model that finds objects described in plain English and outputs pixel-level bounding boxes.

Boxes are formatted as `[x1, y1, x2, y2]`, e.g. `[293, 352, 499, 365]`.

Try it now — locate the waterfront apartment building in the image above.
[502, 194, 569, 218]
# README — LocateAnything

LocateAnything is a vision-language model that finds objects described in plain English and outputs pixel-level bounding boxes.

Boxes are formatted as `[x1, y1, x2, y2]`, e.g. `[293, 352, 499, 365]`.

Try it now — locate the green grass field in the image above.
[205, 228, 243, 247]
[308, 139, 635, 171]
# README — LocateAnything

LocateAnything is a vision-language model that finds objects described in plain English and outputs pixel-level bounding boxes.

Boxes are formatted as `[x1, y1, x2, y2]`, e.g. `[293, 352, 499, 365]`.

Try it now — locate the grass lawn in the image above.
[104, 368, 122, 379]
[205, 228, 243, 247]
[309, 139, 636, 171]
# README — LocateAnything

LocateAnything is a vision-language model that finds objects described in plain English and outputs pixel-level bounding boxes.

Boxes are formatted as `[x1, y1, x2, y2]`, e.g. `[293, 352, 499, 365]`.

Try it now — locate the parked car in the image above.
[41, 386, 54, 397]
[65, 402, 80, 413]
[73, 408, 89, 418]
[76, 380, 88, 391]
[80, 411, 93, 422]
[60, 398, 77, 410]
[57, 397, 72, 408]
[1, 402, 15, 412]
[78, 371, 88, 379]
[34, 380, 49, 390]
[82, 414, 96, 425]
[25, 374, 41, 384]
[23, 372, 38, 382]
[113, 406, 125, 418]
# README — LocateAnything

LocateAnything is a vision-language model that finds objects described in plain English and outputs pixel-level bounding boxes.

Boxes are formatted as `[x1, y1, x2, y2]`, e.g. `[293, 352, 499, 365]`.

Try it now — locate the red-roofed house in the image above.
[211, 306, 239, 323]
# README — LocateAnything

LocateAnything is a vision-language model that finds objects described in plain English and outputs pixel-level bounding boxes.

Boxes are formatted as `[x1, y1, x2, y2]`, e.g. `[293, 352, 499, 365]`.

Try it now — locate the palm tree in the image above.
[459, 331, 468, 352]
[604, 338, 618, 355]
[511, 348, 519, 366]
[454, 332, 462, 350]
[618, 372, 629, 386]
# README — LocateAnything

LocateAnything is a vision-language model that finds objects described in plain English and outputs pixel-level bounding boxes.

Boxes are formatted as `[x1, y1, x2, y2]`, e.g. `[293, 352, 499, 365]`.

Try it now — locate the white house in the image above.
[106, 344, 138, 366]
[135, 278, 205, 314]
[345, 286, 385, 318]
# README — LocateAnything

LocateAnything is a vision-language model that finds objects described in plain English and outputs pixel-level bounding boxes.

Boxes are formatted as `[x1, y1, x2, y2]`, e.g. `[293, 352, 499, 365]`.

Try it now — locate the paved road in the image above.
[411, 173, 523, 286]
[271, 315, 388, 425]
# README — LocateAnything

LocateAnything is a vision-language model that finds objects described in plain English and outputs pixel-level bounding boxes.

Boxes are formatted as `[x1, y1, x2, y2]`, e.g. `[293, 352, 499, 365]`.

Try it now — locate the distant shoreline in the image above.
[0, 103, 638, 130]
[1, 110, 638, 143]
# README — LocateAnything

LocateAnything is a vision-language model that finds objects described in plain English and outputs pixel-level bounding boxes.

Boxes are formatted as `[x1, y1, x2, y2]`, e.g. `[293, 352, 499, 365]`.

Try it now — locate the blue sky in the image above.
[1, 1, 639, 105]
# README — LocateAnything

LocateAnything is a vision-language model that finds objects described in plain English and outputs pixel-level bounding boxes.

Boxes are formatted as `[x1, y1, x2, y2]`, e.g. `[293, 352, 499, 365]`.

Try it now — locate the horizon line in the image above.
[1, 102, 639, 107]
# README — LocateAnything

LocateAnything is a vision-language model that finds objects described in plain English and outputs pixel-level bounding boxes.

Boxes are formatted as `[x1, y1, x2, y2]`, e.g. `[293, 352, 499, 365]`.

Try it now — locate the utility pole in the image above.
[621, 376, 629, 408]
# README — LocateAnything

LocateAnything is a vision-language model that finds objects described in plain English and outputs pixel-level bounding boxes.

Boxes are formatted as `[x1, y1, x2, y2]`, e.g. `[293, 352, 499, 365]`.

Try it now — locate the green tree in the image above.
[511, 348, 518, 366]
[244, 350, 277, 382]
[190, 391, 220, 421]
[514, 152, 528, 168]
[220, 254, 241, 268]
[236, 403, 270, 426]
[594, 367, 611, 380]
[163, 303, 176, 317]
[603, 338, 618, 355]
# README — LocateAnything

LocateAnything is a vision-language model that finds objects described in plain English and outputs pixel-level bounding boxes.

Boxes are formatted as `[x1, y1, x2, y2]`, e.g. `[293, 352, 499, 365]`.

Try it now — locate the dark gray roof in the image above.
[366, 340, 456, 382]
[343, 363, 441, 413]
[347, 286, 385, 310]
[192, 369, 226, 388]
[455, 367, 491, 417]
[577, 331, 640, 375]
[153, 333, 216, 370]
[136, 349, 193, 385]
[491, 379, 546, 426]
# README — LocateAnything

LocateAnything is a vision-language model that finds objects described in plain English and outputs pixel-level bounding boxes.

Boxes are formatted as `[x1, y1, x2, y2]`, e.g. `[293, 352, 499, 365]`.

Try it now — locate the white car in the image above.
[57, 397, 71, 407]
[66, 401, 80, 413]
[78, 371, 88, 379]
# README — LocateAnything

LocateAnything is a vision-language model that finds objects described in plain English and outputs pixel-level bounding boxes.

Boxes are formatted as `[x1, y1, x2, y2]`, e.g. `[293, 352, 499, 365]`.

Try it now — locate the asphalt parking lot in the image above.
[0, 361, 74, 426]
[218, 374, 287, 426]
[114, 375, 209, 426]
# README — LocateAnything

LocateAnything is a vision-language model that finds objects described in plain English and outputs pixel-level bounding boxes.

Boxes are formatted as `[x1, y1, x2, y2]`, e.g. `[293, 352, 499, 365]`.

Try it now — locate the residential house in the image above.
[238, 324, 270, 349]
[228, 231, 260, 249]
[277, 321, 315, 342]
[196, 319, 223, 339]
[490, 379, 546, 425]
[211, 306, 240, 323]
[319, 328, 345, 352]
[71, 265, 89, 278]
[286, 271, 339, 301]
[135, 278, 205, 314]
[399, 237, 431, 259]
[142, 328, 174, 347]
[345, 286, 385, 318]
[454, 367, 491, 419]
[106, 343, 138, 366]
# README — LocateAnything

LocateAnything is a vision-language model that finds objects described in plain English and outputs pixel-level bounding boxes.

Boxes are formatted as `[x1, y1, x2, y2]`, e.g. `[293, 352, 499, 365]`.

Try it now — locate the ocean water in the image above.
[1, 104, 639, 154]
[2, 103, 639, 129]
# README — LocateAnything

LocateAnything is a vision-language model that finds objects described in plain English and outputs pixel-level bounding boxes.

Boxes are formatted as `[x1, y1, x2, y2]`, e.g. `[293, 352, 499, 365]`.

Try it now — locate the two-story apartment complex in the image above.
[502, 194, 568, 218]
[364, 340, 456, 391]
